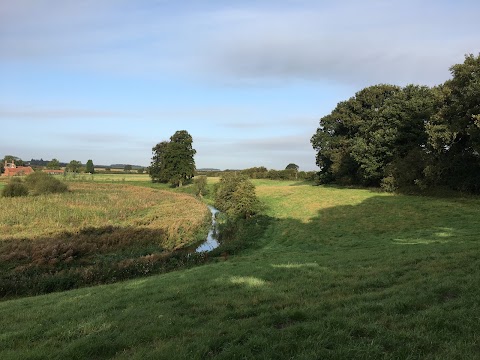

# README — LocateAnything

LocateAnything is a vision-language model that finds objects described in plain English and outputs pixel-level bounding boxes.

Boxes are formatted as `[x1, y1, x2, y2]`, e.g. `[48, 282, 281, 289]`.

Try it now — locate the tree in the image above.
[311, 54, 480, 193]
[46, 158, 61, 170]
[425, 54, 480, 192]
[193, 175, 208, 197]
[149, 141, 170, 183]
[381, 85, 438, 190]
[285, 163, 299, 171]
[1, 155, 24, 173]
[85, 159, 95, 174]
[311, 84, 402, 186]
[4, 155, 24, 166]
[167, 130, 196, 187]
[285, 163, 299, 179]
[124, 164, 132, 173]
[149, 130, 197, 187]
[214, 173, 260, 219]
[241, 167, 268, 179]
[67, 160, 82, 173]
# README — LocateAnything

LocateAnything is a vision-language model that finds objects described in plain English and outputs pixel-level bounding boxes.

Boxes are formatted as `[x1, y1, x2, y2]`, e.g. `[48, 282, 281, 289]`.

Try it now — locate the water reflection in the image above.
[195, 206, 220, 252]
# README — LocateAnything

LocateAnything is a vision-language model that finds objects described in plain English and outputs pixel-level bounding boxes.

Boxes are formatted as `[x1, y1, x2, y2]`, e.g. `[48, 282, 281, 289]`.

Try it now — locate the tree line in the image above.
[197, 166, 316, 181]
[311, 54, 480, 193]
[0, 156, 147, 175]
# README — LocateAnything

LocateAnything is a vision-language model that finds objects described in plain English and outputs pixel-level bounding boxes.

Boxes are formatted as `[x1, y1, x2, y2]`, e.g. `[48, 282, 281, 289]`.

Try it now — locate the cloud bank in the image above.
[1, 0, 480, 169]
[2, 1, 479, 86]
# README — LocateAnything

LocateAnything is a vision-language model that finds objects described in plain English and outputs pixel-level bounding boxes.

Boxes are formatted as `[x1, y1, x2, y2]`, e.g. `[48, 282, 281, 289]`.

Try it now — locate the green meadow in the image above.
[1, 180, 479, 359]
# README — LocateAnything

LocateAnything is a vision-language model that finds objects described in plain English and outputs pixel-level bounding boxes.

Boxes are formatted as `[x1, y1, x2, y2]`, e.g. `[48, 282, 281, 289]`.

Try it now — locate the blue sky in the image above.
[1, 1, 479, 170]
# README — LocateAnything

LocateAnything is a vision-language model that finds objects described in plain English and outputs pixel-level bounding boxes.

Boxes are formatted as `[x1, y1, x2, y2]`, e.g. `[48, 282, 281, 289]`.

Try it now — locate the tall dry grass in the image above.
[0, 183, 211, 297]
[0, 182, 209, 247]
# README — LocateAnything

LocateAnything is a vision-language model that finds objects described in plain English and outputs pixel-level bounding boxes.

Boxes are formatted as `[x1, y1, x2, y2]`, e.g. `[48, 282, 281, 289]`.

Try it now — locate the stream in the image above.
[195, 205, 220, 253]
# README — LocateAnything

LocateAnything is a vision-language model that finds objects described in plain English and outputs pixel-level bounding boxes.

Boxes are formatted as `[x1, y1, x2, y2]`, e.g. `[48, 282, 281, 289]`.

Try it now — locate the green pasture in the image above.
[1, 181, 479, 359]
[63, 172, 151, 183]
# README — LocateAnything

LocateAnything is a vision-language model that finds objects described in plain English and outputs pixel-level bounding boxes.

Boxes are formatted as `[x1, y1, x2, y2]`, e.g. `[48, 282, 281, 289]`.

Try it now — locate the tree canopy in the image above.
[47, 159, 61, 170]
[67, 160, 82, 173]
[85, 160, 95, 174]
[1, 155, 24, 173]
[214, 173, 260, 219]
[311, 54, 480, 193]
[149, 130, 196, 187]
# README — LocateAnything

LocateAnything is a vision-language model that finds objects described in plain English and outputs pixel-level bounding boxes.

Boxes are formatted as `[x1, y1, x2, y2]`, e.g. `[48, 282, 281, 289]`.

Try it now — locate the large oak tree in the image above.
[149, 130, 196, 187]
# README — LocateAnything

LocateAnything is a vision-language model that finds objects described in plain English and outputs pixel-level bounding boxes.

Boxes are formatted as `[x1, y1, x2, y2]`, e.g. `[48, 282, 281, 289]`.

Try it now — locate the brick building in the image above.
[2, 160, 35, 177]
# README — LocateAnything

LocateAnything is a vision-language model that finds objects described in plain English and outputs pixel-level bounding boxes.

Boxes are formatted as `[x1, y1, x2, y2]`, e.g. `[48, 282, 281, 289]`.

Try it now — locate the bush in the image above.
[380, 175, 397, 193]
[24, 172, 68, 195]
[214, 174, 261, 219]
[193, 175, 208, 197]
[2, 178, 29, 197]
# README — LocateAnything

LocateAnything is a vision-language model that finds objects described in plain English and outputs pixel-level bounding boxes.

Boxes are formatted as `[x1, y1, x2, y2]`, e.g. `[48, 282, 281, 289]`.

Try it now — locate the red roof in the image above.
[3, 166, 35, 176]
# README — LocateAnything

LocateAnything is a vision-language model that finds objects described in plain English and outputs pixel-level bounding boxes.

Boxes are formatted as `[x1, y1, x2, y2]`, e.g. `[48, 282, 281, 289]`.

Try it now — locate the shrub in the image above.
[24, 172, 68, 195]
[2, 178, 29, 197]
[214, 173, 260, 219]
[193, 175, 208, 197]
[380, 175, 397, 193]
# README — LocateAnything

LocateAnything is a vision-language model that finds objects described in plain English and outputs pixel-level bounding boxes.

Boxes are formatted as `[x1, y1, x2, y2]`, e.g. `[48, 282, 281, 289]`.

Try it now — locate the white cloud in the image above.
[2, 1, 479, 85]
[2, 1, 480, 170]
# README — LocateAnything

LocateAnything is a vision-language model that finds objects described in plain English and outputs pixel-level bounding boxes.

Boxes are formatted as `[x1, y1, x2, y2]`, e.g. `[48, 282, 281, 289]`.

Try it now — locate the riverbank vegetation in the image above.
[1, 180, 479, 358]
[0, 183, 210, 298]
[214, 173, 261, 219]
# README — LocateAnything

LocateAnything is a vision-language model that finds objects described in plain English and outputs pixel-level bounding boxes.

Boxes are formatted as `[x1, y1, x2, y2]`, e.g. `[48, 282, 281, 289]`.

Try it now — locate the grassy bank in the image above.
[1, 181, 479, 358]
[0, 183, 210, 297]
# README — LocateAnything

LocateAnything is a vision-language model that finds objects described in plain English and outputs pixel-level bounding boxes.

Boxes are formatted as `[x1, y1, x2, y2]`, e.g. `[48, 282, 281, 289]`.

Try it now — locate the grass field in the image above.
[0, 182, 210, 297]
[63, 173, 152, 183]
[1, 180, 479, 359]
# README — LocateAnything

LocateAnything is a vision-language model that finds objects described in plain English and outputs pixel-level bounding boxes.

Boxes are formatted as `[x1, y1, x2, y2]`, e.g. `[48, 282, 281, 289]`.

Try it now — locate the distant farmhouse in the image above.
[2, 160, 34, 177]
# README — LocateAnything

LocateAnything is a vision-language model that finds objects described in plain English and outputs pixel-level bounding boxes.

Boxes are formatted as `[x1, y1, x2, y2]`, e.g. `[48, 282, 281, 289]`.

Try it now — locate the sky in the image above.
[1, 1, 479, 170]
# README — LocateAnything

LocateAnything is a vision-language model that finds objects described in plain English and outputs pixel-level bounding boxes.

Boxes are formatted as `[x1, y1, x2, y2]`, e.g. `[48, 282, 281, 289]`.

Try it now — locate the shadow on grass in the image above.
[187, 194, 480, 358]
[0, 226, 214, 299]
[3, 191, 478, 300]
[321, 182, 480, 199]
